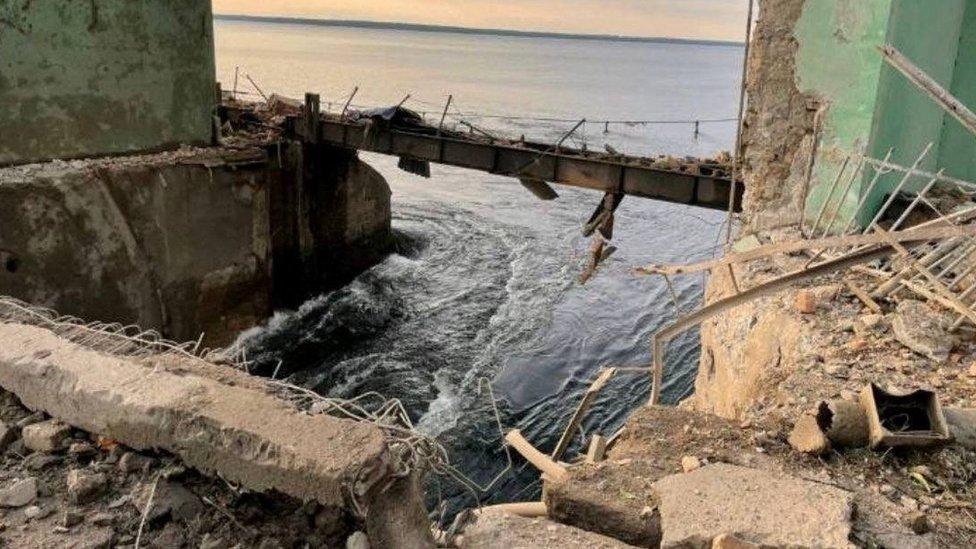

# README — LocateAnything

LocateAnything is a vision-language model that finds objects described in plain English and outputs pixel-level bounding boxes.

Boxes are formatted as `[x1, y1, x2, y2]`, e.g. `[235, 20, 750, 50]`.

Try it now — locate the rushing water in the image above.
[215, 18, 742, 507]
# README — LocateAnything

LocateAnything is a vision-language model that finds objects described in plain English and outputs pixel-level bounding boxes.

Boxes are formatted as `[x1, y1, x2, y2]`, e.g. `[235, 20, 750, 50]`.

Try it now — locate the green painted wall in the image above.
[937, 1, 976, 183]
[0, 0, 216, 166]
[791, 0, 974, 231]
[794, 0, 894, 231]
[868, 0, 965, 199]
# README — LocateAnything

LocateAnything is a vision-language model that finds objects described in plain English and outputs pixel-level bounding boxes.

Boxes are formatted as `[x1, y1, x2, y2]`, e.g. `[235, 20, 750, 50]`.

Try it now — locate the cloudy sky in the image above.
[212, 0, 749, 41]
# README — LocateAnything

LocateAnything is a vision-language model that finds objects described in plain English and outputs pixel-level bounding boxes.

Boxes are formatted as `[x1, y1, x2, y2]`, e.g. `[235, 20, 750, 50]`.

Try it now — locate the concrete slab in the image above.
[544, 461, 662, 547]
[652, 463, 854, 549]
[462, 512, 640, 549]
[0, 322, 391, 509]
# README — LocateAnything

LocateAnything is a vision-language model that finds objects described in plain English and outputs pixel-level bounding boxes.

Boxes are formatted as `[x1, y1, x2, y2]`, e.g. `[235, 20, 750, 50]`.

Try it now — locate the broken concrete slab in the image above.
[891, 300, 951, 361]
[462, 511, 640, 549]
[652, 463, 853, 549]
[544, 461, 662, 548]
[0, 322, 392, 511]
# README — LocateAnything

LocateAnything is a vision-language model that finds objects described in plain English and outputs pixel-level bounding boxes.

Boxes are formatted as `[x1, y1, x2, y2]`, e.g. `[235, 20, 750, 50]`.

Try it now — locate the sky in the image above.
[212, 0, 750, 42]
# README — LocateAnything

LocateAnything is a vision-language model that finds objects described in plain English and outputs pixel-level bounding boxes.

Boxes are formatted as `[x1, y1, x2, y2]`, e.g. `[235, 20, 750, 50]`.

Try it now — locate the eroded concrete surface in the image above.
[0, 322, 391, 509]
[0, 143, 392, 346]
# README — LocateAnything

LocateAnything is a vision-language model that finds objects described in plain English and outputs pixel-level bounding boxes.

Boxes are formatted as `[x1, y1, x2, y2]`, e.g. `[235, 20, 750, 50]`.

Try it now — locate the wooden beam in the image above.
[880, 45, 976, 138]
[551, 368, 617, 461]
[505, 430, 569, 483]
[585, 435, 608, 464]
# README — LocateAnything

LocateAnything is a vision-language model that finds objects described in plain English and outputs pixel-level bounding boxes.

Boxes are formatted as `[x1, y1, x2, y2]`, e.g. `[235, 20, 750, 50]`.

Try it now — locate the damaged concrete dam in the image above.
[4, 0, 976, 548]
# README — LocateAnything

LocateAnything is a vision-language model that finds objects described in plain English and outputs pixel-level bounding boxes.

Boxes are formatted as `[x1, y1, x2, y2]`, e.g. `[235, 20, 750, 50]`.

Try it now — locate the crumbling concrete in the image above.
[0, 322, 393, 512]
[891, 300, 952, 361]
[0, 143, 392, 346]
[462, 511, 640, 549]
[544, 461, 662, 548]
[652, 463, 854, 548]
[739, 0, 817, 231]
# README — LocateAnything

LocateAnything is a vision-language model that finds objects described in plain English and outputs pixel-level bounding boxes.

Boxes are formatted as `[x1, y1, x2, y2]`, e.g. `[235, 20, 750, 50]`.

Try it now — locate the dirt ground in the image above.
[0, 388, 361, 548]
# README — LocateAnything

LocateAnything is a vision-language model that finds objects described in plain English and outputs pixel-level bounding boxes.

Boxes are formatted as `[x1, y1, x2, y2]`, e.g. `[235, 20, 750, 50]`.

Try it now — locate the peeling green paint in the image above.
[937, 2, 976, 183]
[794, 0, 893, 231]
[0, 0, 216, 165]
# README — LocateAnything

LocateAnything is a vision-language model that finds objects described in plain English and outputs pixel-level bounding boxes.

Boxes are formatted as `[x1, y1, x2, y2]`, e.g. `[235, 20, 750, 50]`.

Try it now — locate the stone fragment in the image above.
[61, 509, 85, 527]
[796, 290, 817, 314]
[712, 533, 760, 549]
[22, 420, 71, 453]
[68, 442, 97, 458]
[652, 463, 853, 549]
[67, 470, 107, 504]
[946, 408, 976, 450]
[908, 511, 931, 535]
[24, 505, 52, 520]
[91, 512, 114, 526]
[346, 531, 370, 549]
[854, 314, 886, 336]
[24, 453, 62, 471]
[16, 412, 46, 429]
[118, 452, 153, 474]
[131, 481, 204, 525]
[153, 522, 187, 549]
[680, 456, 701, 473]
[0, 422, 19, 452]
[0, 324, 393, 511]
[820, 400, 869, 448]
[79, 527, 114, 549]
[0, 478, 38, 508]
[891, 300, 951, 361]
[545, 462, 661, 547]
[199, 534, 228, 549]
[788, 414, 831, 455]
[464, 511, 640, 548]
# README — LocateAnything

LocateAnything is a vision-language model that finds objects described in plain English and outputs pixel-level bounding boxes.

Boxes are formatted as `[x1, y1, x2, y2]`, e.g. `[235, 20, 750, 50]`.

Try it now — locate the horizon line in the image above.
[214, 13, 744, 47]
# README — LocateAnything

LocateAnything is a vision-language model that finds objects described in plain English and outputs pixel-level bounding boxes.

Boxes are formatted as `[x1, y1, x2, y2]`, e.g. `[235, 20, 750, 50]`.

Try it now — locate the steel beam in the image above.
[303, 118, 742, 212]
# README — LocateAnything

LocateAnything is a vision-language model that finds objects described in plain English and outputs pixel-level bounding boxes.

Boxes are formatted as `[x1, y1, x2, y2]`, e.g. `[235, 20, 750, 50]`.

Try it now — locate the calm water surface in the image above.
[215, 20, 742, 509]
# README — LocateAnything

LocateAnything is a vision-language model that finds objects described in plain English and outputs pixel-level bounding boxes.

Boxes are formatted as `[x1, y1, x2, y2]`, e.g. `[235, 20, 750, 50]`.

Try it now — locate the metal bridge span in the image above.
[283, 104, 743, 213]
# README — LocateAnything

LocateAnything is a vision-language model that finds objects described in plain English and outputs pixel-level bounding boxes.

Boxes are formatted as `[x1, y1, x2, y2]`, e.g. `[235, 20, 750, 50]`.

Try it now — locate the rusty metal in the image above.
[291, 115, 743, 211]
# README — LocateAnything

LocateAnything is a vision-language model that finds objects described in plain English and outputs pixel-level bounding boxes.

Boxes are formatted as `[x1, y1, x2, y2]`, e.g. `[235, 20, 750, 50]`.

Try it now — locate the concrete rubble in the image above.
[0, 322, 391, 508]
[891, 300, 953, 361]
[462, 511, 640, 549]
[652, 463, 853, 548]
[0, 320, 434, 547]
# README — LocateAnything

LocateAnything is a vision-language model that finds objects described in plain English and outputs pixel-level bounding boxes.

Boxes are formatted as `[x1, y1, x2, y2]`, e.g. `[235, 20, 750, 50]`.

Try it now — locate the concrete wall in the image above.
[868, 0, 967, 198]
[0, 0, 216, 165]
[0, 145, 392, 346]
[937, 1, 976, 183]
[745, 0, 976, 232]
[794, 0, 894, 231]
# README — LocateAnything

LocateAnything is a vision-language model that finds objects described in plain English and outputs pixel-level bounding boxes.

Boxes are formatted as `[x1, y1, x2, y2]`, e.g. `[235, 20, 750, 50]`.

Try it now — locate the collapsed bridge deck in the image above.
[275, 101, 743, 212]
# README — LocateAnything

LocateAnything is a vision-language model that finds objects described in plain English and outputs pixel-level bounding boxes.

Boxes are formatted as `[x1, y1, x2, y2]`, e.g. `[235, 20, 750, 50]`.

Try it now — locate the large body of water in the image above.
[215, 19, 742, 508]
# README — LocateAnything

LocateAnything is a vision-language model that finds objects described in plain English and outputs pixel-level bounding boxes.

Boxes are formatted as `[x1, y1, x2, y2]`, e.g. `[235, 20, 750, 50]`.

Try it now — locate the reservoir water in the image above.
[215, 18, 742, 508]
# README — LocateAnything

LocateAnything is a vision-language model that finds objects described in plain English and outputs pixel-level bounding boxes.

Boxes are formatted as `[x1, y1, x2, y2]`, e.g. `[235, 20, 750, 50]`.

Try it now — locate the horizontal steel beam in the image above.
[293, 117, 743, 212]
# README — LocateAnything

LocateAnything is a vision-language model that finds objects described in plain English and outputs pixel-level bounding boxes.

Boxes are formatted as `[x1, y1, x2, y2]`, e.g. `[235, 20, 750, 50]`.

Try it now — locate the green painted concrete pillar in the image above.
[794, 0, 895, 232]
[0, 0, 216, 165]
[792, 0, 975, 232]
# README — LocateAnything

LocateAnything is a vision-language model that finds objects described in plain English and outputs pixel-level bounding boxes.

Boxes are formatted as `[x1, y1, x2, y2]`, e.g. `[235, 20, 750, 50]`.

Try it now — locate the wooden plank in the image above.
[638, 224, 976, 277]
[551, 368, 617, 461]
[478, 502, 548, 518]
[505, 430, 569, 483]
[880, 45, 976, 138]
[846, 280, 883, 314]
[585, 435, 607, 464]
